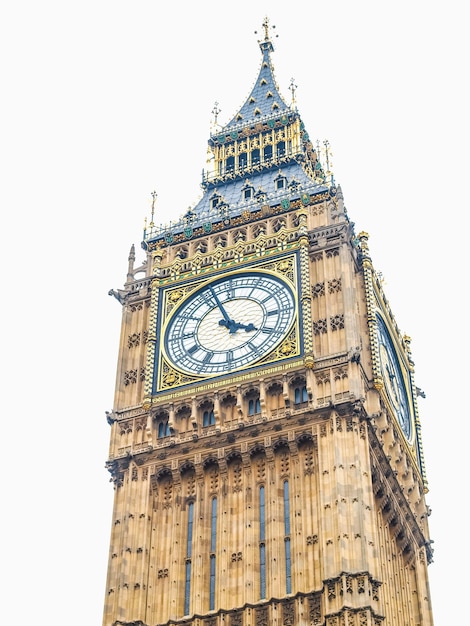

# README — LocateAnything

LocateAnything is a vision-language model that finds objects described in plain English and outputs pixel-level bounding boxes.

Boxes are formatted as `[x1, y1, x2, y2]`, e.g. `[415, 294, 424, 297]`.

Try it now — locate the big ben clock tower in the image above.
[103, 19, 434, 626]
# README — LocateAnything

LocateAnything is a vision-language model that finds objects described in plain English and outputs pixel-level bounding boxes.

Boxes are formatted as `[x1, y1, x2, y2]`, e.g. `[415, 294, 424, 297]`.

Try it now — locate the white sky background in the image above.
[1, 1, 467, 623]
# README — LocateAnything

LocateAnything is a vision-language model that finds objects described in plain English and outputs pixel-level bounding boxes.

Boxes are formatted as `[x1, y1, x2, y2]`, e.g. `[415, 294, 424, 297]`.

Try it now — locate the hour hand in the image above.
[231, 321, 257, 333]
[218, 319, 257, 334]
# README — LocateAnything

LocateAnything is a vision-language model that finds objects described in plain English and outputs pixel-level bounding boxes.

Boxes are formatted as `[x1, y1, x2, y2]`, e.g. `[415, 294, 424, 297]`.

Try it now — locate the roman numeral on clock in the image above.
[260, 326, 282, 335]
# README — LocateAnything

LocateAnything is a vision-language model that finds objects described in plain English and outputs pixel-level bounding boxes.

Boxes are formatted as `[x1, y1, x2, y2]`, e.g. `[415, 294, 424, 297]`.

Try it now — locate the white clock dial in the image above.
[163, 271, 296, 376]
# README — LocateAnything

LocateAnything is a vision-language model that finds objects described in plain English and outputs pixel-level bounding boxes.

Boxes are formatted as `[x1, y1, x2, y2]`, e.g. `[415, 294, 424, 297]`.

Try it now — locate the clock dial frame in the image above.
[162, 271, 297, 377]
[376, 314, 413, 441]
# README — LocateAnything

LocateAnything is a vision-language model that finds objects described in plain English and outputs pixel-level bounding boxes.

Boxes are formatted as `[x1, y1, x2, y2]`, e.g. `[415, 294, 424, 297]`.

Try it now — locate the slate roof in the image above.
[222, 37, 290, 129]
[144, 28, 330, 245]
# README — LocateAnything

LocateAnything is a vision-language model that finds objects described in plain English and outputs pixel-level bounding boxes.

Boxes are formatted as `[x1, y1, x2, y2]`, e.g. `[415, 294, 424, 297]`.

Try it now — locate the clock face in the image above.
[163, 272, 296, 376]
[377, 315, 412, 441]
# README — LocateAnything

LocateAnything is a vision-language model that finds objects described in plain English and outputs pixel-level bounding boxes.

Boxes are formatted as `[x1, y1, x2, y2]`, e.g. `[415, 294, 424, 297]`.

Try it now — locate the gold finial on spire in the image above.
[212, 101, 221, 126]
[150, 190, 157, 227]
[323, 140, 333, 175]
[262, 16, 270, 40]
[289, 77, 297, 106]
[255, 16, 277, 43]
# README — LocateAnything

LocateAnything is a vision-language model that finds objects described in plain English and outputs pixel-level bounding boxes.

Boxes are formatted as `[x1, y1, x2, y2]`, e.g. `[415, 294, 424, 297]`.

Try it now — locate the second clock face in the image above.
[377, 315, 412, 441]
[163, 272, 296, 376]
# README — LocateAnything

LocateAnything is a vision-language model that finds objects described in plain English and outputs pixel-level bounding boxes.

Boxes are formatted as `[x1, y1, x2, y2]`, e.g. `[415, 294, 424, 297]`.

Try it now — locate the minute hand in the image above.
[209, 286, 235, 329]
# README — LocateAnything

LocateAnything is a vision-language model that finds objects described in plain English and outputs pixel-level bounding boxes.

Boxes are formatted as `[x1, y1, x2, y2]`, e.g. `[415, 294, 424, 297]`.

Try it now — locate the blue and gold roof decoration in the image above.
[143, 18, 334, 249]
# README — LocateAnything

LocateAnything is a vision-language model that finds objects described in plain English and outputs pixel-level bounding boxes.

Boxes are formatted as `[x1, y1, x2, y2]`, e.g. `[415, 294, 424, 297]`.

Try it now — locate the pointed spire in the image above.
[127, 244, 135, 281]
[222, 17, 288, 131]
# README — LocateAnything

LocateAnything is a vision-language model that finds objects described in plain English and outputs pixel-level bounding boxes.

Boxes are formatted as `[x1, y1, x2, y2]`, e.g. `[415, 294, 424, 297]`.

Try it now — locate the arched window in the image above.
[294, 385, 308, 405]
[248, 398, 261, 416]
[158, 420, 171, 438]
[203, 409, 215, 427]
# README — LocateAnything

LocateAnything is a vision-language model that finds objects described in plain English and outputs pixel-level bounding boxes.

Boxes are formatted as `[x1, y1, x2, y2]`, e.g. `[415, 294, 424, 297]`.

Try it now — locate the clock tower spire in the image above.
[103, 20, 435, 626]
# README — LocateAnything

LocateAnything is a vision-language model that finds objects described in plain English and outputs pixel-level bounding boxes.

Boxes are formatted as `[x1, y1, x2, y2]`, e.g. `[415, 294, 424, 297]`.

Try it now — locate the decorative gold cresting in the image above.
[297, 208, 314, 369]
[143, 266, 161, 409]
[360, 231, 383, 391]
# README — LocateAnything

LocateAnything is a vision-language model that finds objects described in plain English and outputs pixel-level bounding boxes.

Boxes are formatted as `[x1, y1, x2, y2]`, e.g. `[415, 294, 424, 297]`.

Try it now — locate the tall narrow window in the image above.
[158, 421, 170, 438]
[277, 141, 286, 157]
[209, 498, 217, 610]
[203, 410, 215, 427]
[184, 502, 194, 615]
[238, 152, 247, 169]
[283, 481, 292, 594]
[259, 486, 266, 599]
[226, 156, 235, 173]
[294, 385, 308, 405]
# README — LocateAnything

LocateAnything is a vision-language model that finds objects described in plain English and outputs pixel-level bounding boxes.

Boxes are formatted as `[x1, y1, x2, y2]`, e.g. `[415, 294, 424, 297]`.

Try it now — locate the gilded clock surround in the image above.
[156, 256, 300, 392]
[104, 20, 434, 626]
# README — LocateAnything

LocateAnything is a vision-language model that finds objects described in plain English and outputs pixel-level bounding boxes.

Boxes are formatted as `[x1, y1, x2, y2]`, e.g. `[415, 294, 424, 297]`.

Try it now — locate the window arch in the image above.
[245, 388, 261, 416]
[176, 405, 192, 433]
[175, 245, 189, 260]
[158, 420, 171, 438]
[221, 393, 237, 422]
[291, 376, 308, 406]
[155, 411, 170, 438]
[248, 398, 261, 415]
[272, 217, 287, 232]
[294, 386, 308, 404]
[203, 409, 215, 427]
[200, 400, 215, 427]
